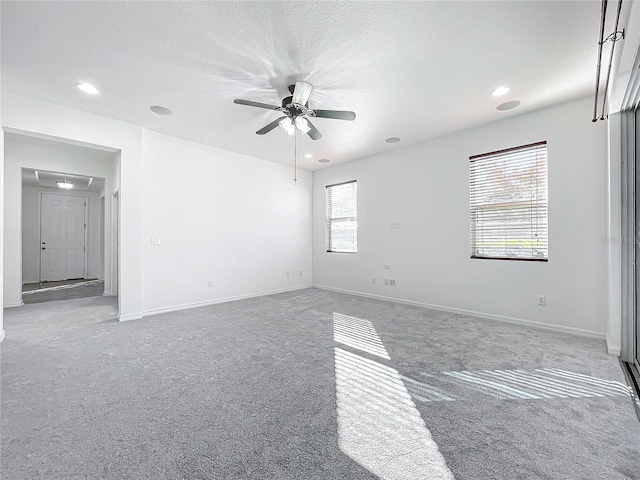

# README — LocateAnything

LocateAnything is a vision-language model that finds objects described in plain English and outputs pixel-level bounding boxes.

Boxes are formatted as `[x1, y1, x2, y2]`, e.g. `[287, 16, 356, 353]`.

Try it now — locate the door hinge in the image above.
[84, 224, 87, 228]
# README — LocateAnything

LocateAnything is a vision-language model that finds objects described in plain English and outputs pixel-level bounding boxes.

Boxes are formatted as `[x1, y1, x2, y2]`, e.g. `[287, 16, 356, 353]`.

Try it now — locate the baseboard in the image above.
[606, 335, 622, 356]
[103, 291, 115, 297]
[313, 284, 606, 340]
[143, 284, 313, 318]
[3, 301, 24, 309]
[119, 313, 143, 322]
[0, 330, 5, 343]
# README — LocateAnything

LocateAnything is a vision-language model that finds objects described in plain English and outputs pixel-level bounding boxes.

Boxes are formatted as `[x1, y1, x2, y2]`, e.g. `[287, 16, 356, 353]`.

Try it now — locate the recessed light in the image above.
[76, 82, 99, 95]
[491, 86, 510, 97]
[496, 100, 521, 111]
[150, 105, 172, 116]
[385, 137, 401, 144]
[318, 158, 330, 163]
[304, 154, 313, 159]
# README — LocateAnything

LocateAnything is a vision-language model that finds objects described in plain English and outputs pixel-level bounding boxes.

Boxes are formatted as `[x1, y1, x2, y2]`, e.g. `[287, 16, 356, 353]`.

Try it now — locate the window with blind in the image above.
[470, 141, 548, 261]
[326, 181, 357, 253]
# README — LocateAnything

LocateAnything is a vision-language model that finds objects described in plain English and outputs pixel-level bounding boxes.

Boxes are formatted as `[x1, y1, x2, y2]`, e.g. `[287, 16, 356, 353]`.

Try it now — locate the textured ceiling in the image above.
[2, 1, 601, 170]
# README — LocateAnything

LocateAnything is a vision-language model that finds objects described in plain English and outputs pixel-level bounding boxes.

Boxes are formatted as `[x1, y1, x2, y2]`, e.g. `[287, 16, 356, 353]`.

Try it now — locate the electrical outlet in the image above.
[372, 277, 376, 284]
[299, 270, 303, 276]
[208, 280, 213, 288]
[390, 279, 396, 286]
[151, 237, 161, 246]
[384, 279, 389, 286]
[384, 264, 391, 270]
[286, 272, 290, 278]
[538, 295, 546, 306]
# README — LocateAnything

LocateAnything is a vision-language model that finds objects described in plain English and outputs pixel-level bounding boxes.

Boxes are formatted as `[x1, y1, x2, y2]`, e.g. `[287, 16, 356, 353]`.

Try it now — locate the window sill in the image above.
[471, 256, 548, 262]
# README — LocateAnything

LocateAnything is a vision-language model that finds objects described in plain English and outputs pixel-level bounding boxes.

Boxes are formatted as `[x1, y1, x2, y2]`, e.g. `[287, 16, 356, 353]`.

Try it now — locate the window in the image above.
[470, 142, 548, 261]
[326, 181, 357, 253]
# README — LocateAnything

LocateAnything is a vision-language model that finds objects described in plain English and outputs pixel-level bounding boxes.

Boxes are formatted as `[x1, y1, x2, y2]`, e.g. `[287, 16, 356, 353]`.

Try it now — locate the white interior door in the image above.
[40, 193, 86, 282]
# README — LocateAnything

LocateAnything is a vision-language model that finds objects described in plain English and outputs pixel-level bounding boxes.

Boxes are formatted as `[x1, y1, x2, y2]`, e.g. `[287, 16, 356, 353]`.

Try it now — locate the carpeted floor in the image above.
[2, 288, 639, 479]
[22, 279, 105, 305]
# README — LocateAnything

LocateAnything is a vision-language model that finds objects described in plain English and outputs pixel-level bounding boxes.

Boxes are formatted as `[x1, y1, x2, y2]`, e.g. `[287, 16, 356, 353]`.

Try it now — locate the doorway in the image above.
[20, 165, 109, 305]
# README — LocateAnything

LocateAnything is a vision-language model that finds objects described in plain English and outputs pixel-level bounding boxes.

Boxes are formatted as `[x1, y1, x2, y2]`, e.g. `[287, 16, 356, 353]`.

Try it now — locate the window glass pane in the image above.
[470, 143, 548, 261]
[326, 181, 357, 253]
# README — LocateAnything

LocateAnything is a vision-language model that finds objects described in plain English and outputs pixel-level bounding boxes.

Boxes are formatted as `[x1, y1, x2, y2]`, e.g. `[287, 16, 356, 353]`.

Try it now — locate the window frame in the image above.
[469, 141, 548, 262]
[325, 180, 358, 254]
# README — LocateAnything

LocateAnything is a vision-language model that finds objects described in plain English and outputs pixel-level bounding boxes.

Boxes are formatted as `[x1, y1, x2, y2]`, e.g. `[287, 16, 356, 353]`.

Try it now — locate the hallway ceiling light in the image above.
[76, 82, 99, 95]
[304, 153, 313, 158]
[491, 86, 510, 97]
[57, 174, 74, 189]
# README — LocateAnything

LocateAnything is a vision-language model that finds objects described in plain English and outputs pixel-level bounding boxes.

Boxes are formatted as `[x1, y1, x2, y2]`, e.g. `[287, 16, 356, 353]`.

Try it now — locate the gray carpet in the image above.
[2, 288, 639, 479]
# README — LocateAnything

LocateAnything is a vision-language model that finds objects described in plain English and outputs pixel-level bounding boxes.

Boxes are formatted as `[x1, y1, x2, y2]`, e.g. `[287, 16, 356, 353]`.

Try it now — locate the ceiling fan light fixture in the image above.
[279, 117, 295, 136]
[295, 116, 311, 134]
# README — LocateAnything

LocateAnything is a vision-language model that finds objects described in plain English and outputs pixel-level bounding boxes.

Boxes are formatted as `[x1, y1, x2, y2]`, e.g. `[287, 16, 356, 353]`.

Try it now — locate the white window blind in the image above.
[326, 181, 357, 253]
[470, 142, 548, 261]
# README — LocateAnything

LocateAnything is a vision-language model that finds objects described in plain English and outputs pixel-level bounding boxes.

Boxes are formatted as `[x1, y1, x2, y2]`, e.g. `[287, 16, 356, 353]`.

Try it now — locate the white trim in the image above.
[0, 330, 5, 343]
[142, 285, 313, 318]
[118, 313, 143, 322]
[3, 301, 24, 308]
[606, 335, 622, 356]
[314, 284, 606, 340]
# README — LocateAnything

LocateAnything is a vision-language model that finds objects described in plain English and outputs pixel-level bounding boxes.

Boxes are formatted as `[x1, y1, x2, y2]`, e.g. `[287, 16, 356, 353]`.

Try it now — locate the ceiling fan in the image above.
[233, 81, 356, 140]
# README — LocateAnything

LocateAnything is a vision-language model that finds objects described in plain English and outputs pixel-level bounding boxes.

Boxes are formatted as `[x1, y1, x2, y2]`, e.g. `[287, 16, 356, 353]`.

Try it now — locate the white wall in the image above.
[4, 139, 113, 305]
[2, 92, 140, 319]
[2, 93, 312, 323]
[313, 96, 609, 337]
[141, 130, 312, 315]
[22, 185, 102, 284]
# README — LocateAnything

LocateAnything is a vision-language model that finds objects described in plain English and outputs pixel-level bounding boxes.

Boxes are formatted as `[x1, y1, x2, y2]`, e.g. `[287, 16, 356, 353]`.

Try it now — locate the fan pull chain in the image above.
[293, 128, 298, 184]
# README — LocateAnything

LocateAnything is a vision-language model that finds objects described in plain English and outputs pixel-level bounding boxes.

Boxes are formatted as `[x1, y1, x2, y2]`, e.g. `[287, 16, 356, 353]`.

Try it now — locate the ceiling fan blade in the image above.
[306, 119, 323, 140]
[313, 109, 356, 121]
[234, 99, 281, 110]
[292, 81, 313, 106]
[256, 117, 286, 135]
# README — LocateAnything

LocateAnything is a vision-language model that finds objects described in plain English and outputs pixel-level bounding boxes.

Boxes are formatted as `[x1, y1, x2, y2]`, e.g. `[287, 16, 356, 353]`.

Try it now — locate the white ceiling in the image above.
[2, 1, 604, 170]
[10, 133, 110, 193]
[22, 168, 105, 193]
